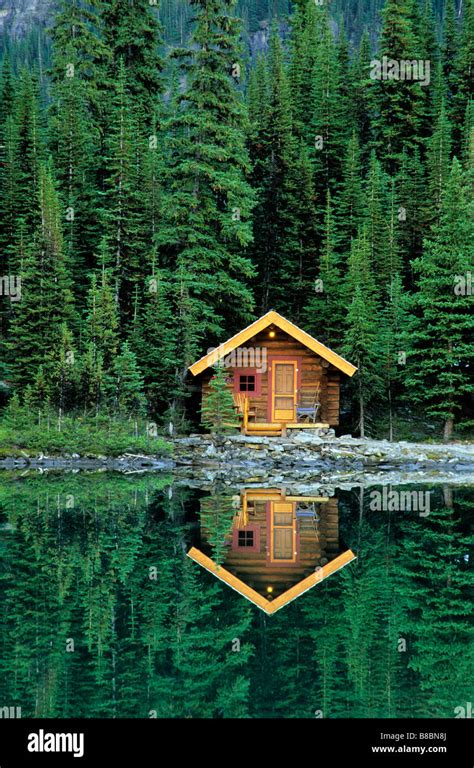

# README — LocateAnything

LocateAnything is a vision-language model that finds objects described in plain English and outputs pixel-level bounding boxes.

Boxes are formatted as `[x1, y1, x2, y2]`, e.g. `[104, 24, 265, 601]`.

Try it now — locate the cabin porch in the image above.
[232, 393, 330, 436]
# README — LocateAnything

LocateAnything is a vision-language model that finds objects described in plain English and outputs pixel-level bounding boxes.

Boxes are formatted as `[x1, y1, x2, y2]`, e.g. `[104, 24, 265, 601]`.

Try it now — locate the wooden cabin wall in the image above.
[199, 330, 341, 425]
[199, 494, 341, 597]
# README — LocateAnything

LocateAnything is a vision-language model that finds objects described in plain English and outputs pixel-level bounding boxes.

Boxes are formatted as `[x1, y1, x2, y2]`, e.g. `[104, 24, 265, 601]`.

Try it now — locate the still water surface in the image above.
[0, 472, 472, 718]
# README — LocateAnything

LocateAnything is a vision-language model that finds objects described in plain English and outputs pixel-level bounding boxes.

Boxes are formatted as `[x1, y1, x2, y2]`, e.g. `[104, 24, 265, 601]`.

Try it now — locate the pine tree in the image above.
[350, 31, 374, 158]
[49, 0, 110, 115]
[79, 343, 107, 415]
[201, 364, 237, 434]
[303, 190, 344, 348]
[49, 29, 102, 297]
[379, 273, 406, 441]
[426, 100, 453, 223]
[404, 158, 474, 440]
[0, 114, 18, 267]
[11, 71, 44, 240]
[102, 0, 163, 124]
[451, 0, 474, 152]
[396, 147, 428, 278]
[343, 228, 384, 437]
[309, 3, 350, 196]
[110, 341, 146, 416]
[84, 258, 120, 372]
[156, 0, 255, 368]
[44, 323, 79, 413]
[363, 151, 396, 289]
[441, 0, 459, 112]
[272, 141, 319, 320]
[131, 269, 177, 418]
[372, 0, 427, 174]
[8, 165, 75, 393]
[248, 25, 295, 312]
[337, 131, 364, 256]
[103, 61, 149, 323]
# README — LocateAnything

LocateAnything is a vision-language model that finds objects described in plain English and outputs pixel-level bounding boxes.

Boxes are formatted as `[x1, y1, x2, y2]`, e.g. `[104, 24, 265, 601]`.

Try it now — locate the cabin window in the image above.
[239, 375, 255, 392]
[232, 524, 260, 553]
[233, 368, 261, 396]
[238, 530, 254, 547]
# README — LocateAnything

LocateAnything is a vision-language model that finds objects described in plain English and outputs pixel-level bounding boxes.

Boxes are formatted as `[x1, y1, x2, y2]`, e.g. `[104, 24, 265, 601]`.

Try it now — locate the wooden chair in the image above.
[296, 383, 321, 423]
[232, 393, 257, 431]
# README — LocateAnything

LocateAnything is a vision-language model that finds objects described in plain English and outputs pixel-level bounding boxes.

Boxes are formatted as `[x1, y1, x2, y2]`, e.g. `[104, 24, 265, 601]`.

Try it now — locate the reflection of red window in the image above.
[233, 368, 261, 396]
[232, 525, 260, 553]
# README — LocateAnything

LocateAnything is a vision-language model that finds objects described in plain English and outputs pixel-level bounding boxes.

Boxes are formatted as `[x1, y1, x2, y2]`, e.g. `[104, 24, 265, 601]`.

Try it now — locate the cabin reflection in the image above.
[188, 488, 356, 614]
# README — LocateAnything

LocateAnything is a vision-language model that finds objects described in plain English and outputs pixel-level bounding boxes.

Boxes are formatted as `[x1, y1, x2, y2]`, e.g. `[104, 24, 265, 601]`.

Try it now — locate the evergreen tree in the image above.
[110, 341, 146, 416]
[303, 190, 344, 348]
[343, 229, 384, 437]
[104, 61, 149, 323]
[84, 261, 120, 372]
[156, 0, 255, 367]
[44, 323, 79, 413]
[102, 0, 164, 124]
[426, 100, 453, 223]
[337, 131, 364, 255]
[404, 158, 474, 440]
[11, 71, 44, 241]
[372, 0, 427, 174]
[201, 363, 237, 434]
[131, 269, 177, 418]
[8, 166, 75, 393]
[363, 151, 397, 289]
[248, 25, 295, 312]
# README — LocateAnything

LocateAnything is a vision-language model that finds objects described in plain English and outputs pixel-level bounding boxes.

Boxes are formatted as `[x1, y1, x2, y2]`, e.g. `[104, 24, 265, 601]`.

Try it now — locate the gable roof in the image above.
[187, 546, 356, 614]
[188, 310, 357, 377]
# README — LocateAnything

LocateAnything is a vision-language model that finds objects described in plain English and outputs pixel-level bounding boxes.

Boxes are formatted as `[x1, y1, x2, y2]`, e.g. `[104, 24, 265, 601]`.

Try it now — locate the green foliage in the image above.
[201, 364, 238, 434]
[403, 158, 474, 439]
[0, 408, 171, 458]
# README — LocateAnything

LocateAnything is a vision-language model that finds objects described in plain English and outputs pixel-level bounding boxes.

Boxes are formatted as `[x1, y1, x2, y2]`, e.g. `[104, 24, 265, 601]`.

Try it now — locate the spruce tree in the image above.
[404, 158, 474, 440]
[343, 228, 384, 437]
[201, 364, 237, 434]
[248, 25, 295, 312]
[8, 166, 75, 393]
[303, 190, 344, 348]
[372, 0, 427, 174]
[131, 269, 177, 419]
[84, 262, 120, 372]
[156, 0, 255, 367]
[426, 100, 453, 223]
[102, 0, 163, 124]
[103, 60, 149, 323]
[337, 131, 364, 256]
[110, 341, 146, 417]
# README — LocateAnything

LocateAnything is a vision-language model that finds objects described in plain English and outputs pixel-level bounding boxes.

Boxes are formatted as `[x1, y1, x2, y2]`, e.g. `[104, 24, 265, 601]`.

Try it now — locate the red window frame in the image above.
[232, 524, 260, 553]
[233, 368, 261, 396]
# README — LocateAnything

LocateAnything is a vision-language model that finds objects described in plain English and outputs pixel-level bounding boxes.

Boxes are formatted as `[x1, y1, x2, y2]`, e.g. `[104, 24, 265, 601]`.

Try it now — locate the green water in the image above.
[0, 472, 472, 718]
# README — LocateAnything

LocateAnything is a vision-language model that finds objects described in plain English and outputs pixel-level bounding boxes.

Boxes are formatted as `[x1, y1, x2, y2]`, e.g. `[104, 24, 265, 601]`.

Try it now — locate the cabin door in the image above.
[270, 502, 297, 563]
[271, 361, 297, 422]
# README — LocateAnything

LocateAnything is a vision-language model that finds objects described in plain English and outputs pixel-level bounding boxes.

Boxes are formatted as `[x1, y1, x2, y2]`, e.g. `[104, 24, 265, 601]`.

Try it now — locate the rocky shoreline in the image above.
[0, 433, 473, 474]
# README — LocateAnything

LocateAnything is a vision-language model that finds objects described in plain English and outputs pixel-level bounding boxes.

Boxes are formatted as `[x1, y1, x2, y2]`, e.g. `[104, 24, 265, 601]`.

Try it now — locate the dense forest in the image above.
[0, 0, 472, 441]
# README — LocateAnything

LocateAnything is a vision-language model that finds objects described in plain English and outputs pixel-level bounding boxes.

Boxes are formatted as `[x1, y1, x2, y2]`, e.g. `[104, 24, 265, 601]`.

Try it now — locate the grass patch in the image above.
[0, 412, 172, 458]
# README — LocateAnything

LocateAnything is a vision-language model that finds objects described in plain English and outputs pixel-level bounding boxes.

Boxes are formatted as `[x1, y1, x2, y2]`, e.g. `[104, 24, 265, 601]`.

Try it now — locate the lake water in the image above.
[0, 471, 472, 718]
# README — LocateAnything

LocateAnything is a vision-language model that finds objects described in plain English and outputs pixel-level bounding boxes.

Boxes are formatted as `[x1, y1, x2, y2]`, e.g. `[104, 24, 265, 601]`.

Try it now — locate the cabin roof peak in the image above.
[188, 310, 357, 377]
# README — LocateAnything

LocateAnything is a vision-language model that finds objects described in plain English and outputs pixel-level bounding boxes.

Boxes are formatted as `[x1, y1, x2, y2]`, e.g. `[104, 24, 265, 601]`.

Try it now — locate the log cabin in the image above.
[188, 488, 356, 614]
[188, 310, 357, 436]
